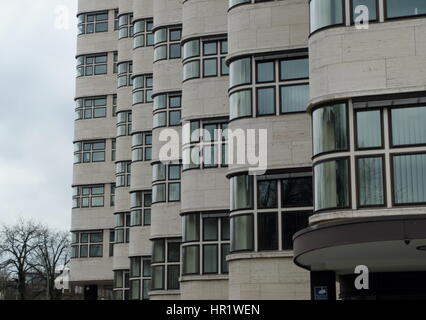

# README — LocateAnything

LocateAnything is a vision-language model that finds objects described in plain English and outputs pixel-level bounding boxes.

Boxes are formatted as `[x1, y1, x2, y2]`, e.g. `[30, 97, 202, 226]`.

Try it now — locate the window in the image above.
[151, 239, 181, 291]
[75, 96, 107, 120]
[230, 214, 254, 252]
[129, 257, 151, 300]
[152, 163, 181, 203]
[258, 180, 278, 209]
[112, 95, 117, 116]
[230, 175, 253, 211]
[132, 74, 153, 105]
[132, 132, 152, 162]
[130, 191, 152, 226]
[110, 183, 115, 206]
[357, 156, 385, 207]
[391, 106, 426, 147]
[230, 58, 251, 88]
[114, 213, 130, 243]
[257, 87, 275, 115]
[282, 212, 310, 250]
[309, 0, 344, 33]
[393, 153, 426, 205]
[76, 54, 107, 77]
[111, 139, 116, 161]
[133, 19, 154, 48]
[182, 213, 230, 276]
[113, 52, 118, 73]
[258, 212, 278, 251]
[351, 0, 378, 22]
[109, 229, 115, 257]
[74, 140, 105, 164]
[280, 58, 309, 81]
[256, 61, 275, 83]
[113, 270, 130, 300]
[183, 119, 228, 170]
[312, 103, 348, 156]
[72, 185, 105, 208]
[230, 90, 252, 120]
[78, 12, 108, 35]
[117, 61, 133, 87]
[183, 38, 228, 80]
[116, 161, 131, 188]
[117, 111, 132, 136]
[153, 93, 181, 128]
[71, 231, 103, 258]
[154, 26, 182, 62]
[118, 13, 133, 39]
[355, 110, 382, 149]
[386, 0, 426, 19]
[282, 176, 313, 207]
[314, 158, 350, 211]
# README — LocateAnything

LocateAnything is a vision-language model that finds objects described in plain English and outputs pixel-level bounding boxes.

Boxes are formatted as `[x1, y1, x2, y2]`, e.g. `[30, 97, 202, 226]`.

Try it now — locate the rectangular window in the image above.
[356, 110, 382, 149]
[386, 0, 426, 19]
[280, 58, 309, 81]
[257, 180, 278, 209]
[391, 106, 426, 147]
[258, 212, 278, 251]
[230, 214, 254, 252]
[257, 87, 276, 116]
[183, 245, 199, 275]
[357, 156, 385, 207]
[256, 61, 275, 83]
[282, 212, 310, 250]
[203, 245, 218, 274]
[393, 153, 426, 204]
[282, 177, 313, 207]
[280, 84, 309, 113]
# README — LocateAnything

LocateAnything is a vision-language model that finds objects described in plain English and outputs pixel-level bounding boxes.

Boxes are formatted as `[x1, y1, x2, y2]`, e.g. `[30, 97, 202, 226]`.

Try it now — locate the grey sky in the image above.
[0, 1, 77, 230]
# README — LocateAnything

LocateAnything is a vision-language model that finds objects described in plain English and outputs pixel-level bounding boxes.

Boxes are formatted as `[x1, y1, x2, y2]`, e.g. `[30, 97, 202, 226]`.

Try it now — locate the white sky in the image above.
[0, 1, 78, 230]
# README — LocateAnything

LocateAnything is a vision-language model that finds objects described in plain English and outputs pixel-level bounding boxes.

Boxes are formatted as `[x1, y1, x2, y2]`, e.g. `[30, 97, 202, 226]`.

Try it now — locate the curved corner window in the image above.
[183, 40, 200, 59]
[230, 214, 253, 252]
[309, 0, 344, 33]
[314, 158, 349, 211]
[313, 103, 348, 156]
[230, 90, 252, 120]
[230, 58, 251, 88]
[386, 0, 426, 19]
[183, 60, 200, 80]
[230, 175, 253, 211]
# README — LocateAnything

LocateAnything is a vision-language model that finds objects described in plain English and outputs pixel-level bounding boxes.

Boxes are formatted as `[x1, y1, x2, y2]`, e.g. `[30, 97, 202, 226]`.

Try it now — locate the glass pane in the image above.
[221, 244, 230, 273]
[130, 257, 141, 277]
[356, 110, 382, 148]
[169, 43, 181, 59]
[230, 90, 252, 120]
[257, 87, 275, 115]
[167, 265, 180, 290]
[280, 58, 309, 80]
[230, 175, 253, 211]
[280, 84, 309, 113]
[386, 0, 426, 18]
[183, 246, 199, 275]
[282, 212, 310, 250]
[183, 61, 200, 80]
[230, 215, 253, 251]
[152, 184, 166, 203]
[313, 103, 348, 156]
[203, 245, 218, 274]
[143, 259, 152, 277]
[257, 61, 274, 82]
[352, 0, 377, 21]
[310, 0, 344, 33]
[152, 266, 164, 290]
[391, 106, 426, 146]
[258, 212, 278, 251]
[203, 42, 217, 55]
[168, 183, 181, 201]
[358, 157, 384, 206]
[152, 240, 165, 263]
[203, 218, 218, 241]
[230, 58, 251, 87]
[393, 154, 426, 204]
[184, 214, 200, 242]
[258, 180, 278, 209]
[221, 217, 230, 240]
[183, 40, 200, 59]
[282, 177, 313, 207]
[314, 159, 350, 211]
[130, 280, 140, 300]
[203, 59, 217, 77]
[89, 244, 102, 257]
[167, 242, 180, 262]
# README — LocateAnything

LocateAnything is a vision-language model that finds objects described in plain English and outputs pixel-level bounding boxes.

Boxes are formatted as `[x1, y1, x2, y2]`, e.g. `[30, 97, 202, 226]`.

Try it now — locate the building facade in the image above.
[70, 0, 426, 300]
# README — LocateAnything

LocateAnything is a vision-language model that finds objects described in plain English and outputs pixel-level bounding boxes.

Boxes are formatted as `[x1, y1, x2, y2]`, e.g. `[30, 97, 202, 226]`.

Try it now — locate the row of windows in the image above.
[114, 213, 130, 243]
[313, 103, 426, 157]
[313, 101, 426, 211]
[183, 38, 229, 81]
[72, 185, 105, 208]
[117, 111, 132, 136]
[154, 27, 182, 62]
[151, 239, 181, 291]
[76, 54, 107, 77]
[73, 140, 105, 164]
[153, 93, 181, 128]
[132, 74, 153, 105]
[77, 12, 109, 35]
[182, 213, 230, 275]
[310, 0, 426, 34]
[118, 61, 133, 87]
[183, 119, 229, 170]
[118, 13, 133, 39]
[152, 163, 181, 203]
[229, 55, 309, 120]
[113, 270, 130, 300]
[71, 231, 103, 258]
[116, 161, 131, 188]
[75, 96, 116, 120]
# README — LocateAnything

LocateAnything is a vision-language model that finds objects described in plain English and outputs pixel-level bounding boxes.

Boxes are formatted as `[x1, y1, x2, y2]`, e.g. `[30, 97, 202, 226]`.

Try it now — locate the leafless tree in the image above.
[32, 229, 70, 300]
[0, 219, 43, 300]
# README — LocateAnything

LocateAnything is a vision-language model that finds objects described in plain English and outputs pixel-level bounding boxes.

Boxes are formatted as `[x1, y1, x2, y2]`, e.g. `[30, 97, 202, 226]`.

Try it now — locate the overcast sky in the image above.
[0, 1, 77, 230]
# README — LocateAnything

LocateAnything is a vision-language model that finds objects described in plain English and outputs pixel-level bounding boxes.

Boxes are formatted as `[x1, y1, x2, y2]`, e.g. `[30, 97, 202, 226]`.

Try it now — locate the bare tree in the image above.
[0, 219, 43, 300]
[32, 229, 70, 300]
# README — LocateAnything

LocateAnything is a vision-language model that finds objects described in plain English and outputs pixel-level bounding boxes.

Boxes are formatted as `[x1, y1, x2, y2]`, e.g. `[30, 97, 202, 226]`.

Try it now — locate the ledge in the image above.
[227, 251, 294, 262]
[180, 274, 228, 282]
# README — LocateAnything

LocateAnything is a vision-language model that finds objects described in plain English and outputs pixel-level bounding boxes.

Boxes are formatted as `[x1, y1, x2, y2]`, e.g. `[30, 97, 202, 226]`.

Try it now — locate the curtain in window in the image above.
[393, 154, 426, 204]
[356, 110, 382, 148]
[281, 84, 309, 113]
[230, 175, 253, 210]
[391, 107, 426, 146]
[358, 157, 384, 206]
[231, 215, 253, 251]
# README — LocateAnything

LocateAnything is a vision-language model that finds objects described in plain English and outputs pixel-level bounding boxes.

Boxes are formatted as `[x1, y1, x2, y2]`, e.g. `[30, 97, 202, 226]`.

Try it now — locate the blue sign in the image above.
[314, 286, 329, 300]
